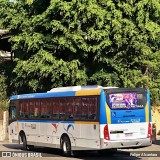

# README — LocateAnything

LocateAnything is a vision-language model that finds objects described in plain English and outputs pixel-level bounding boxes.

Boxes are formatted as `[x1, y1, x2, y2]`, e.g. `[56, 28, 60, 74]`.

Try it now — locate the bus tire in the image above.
[61, 136, 72, 157]
[21, 135, 27, 150]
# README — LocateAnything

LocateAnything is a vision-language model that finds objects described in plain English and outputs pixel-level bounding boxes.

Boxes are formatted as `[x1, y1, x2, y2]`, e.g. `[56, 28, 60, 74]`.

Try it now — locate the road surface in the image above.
[0, 140, 160, 160]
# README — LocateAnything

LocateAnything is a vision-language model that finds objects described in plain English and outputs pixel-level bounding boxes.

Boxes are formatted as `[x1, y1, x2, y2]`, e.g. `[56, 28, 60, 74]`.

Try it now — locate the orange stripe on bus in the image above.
[145, 103, 149, 122]
[75, 89, 101, 96]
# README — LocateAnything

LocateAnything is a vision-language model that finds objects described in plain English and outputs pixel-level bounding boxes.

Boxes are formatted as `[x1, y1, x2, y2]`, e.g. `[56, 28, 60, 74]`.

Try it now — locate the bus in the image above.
[8, 86, 152, 156]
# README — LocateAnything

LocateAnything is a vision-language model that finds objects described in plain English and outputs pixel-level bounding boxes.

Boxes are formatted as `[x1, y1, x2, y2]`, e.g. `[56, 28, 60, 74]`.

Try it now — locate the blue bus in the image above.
[8, 86, 152, 156]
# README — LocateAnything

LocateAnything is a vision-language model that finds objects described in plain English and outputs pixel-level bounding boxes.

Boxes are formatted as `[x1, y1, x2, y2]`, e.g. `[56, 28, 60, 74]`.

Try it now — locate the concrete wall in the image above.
[152, 106, 160, 139]
[0, 120, 2, 133]
[0, 111, 8, 141]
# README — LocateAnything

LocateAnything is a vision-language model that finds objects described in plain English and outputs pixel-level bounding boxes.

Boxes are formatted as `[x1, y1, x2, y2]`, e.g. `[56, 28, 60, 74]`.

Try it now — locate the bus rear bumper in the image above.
[100, 138, 152, 149]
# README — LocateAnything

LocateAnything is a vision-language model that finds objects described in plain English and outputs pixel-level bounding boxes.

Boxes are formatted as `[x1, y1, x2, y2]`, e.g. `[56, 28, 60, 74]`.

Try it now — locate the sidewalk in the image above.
[0, 140, 9, 144]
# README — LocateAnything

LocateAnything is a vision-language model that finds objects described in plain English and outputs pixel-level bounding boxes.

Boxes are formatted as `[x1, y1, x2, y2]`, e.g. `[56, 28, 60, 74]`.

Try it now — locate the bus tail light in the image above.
[104, 125, 110, 140]
[147, 122, 152, 138]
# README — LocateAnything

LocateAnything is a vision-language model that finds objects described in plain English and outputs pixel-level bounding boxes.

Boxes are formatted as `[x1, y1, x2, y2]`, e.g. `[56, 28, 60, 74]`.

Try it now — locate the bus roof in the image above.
[48, 85, 119, 92]
[47, 85, 102, 92]
[11, 85, 115, 100]
[10, 86, 148, 100]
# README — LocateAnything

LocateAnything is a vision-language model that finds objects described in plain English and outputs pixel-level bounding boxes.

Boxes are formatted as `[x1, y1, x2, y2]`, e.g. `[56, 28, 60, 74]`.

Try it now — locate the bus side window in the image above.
[46, 99, 52, 119]
[29, 100, 40, 119]
[88, 97, 97, 120]
[52, 99, 60, 119]
[19, 101, 24, 118]
[9, 100, 17, 121]
[24, 102, 29, 118]
[29, 100, 35, 118]
[81, 98, 89, 120]
[34, 100, 40, 118]
[40, 99, 52, 119]
[40, 99, 47, 119]
[59, 98, 66, 120]
[9, 106, 17, 120]
[66, 98, 74, 120]
[19, 101, 29, 118]
[73, 98, 81, 120]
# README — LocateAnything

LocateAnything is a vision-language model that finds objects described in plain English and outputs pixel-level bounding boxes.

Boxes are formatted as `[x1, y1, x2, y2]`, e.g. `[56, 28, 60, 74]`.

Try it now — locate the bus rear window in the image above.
[108, 93, 146, 110]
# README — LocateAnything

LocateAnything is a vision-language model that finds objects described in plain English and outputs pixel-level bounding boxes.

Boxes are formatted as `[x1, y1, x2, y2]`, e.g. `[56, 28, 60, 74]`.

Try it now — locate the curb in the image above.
[0, 140, 9, 144]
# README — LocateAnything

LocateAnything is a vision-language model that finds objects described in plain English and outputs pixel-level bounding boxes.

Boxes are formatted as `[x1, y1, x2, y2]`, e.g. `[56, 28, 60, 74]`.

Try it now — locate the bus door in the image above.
[8, 100, 18, 142]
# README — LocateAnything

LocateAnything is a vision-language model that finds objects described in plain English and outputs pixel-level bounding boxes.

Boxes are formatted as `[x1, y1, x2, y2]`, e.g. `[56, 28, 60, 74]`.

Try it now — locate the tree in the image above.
[12, 49, 87, 93]
[0, 73, 8, 110]
[0, 0, 160, 104]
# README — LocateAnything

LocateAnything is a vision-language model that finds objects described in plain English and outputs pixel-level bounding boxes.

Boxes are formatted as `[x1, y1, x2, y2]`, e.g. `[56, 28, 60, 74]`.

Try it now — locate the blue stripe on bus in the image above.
[18, 119, 74, 123]
[10, 95, 18, 100]
[111, 109, 145, 118]
[100, 90, 107, 124]
[111, 117, 145, 124]
[111, 107, 146, 124]
[10, 91, 76, 100]
[147, 90, 152, 122]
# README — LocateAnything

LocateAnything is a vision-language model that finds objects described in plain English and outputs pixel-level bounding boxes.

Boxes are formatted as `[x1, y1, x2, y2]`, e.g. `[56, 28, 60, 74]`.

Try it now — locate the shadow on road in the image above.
[73, 150, 142, 160]
[152, 140, 160, 146]
[3, 143, 142, 160]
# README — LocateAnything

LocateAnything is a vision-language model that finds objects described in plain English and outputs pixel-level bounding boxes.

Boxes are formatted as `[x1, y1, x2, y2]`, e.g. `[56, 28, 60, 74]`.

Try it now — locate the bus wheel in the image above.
[61, 136, 72, 157]
[21, 135, 27, 150]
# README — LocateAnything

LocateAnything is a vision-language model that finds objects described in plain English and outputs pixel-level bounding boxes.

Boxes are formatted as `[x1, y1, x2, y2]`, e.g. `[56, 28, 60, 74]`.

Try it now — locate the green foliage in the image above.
[12, 49, 87, 93]
[0, 0, 160, 105]
[0, 74, 8, 110]
[0, 74, 7, 100]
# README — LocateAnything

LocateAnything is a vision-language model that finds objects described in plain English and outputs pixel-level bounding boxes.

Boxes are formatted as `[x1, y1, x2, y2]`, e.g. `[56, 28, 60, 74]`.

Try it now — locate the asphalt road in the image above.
[0, 140, 160, 160]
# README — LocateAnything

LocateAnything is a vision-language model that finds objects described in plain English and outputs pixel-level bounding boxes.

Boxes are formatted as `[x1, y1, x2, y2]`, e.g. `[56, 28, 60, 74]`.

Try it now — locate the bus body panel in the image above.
[110, 109, 145, 123]
[100, 137, 151, 149]
[99, 88, 152, 149]
[8, 122, 19, 143]
[9, 120, 100, 150]
[100, 123, 148, 140]
[8, 86, 152, 152]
